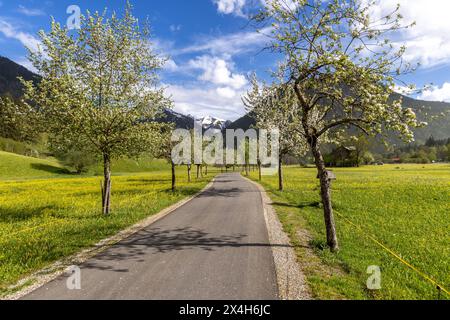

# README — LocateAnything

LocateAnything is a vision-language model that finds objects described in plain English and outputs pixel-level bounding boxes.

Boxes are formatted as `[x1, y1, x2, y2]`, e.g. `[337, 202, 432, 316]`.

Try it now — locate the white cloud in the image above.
[189, 55, 248, 90]
[175, 27, 270, 57]
[260, 0, 299, 11]
[159, 4, 271, 120]
[164, 59, 179, 72]
[418, 83, 450, 102]
[169, 24, 182, 32]
[158, 27, 270, 119]
[371, 0, 450, 68]
[0, 18, 41, 52]
[17, 5, 46, 17]
[157, 24, 271, 120]
[152, 38, 175, 56]
[217, 87, 237, 98]
[213, 0, 247, 17]
[163, 52, 251, 120]
[392, 84, 416, 95]
[165, 84, 247, 120]
[213, 0, 298, 17]
[162, 55, 249, 119]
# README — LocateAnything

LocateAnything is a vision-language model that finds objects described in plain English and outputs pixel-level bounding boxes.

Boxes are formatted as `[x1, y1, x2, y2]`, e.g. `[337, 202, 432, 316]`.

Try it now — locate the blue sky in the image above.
[1, 0, 450, 120]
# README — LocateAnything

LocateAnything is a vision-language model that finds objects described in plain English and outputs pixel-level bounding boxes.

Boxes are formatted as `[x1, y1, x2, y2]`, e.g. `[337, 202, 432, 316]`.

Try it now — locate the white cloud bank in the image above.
[164, 26, 265, 120]
[169, 24, 182, 32]
[212, 0, 298, 17]
[418, 83, 450, 103]
[189, 55, 247, 90]
[212, 0, 450, 69]
[370, 0, 450, 68]
[165, 55, 249, 120]
[165, 84, 247, 120]
[17, 5, 46, 17]
[164, 59, 179, 72]
[213, 0, 246, 17]
[0, 18, 41, 52]
[174, 27, 270, 57]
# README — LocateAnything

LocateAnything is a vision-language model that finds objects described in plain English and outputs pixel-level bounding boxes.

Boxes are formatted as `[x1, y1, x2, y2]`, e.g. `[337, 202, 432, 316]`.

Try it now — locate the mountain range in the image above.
[228, 95, 450, 144]
[0, 56, 40, 98]
[1, 55, 449, 143]
[156, 110, 231, 131]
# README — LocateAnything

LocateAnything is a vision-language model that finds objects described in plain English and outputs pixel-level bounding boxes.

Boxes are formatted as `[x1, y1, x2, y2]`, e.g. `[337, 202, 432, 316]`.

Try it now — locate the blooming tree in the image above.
[243, 75, 306, 190]
[22, 4, 170, 215]
[253, 0, 425, 251]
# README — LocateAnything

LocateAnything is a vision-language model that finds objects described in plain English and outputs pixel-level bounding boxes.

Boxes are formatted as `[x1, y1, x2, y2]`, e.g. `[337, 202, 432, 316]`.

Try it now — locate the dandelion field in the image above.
[0, 151, 216, 296]
[248, 164, 450, 300]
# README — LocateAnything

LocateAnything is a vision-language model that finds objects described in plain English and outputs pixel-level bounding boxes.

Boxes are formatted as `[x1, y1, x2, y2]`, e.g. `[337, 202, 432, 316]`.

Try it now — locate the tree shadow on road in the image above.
[196, 187, 263, 199]
[82, 226, 299, 272]
[195, 187, 242, 198]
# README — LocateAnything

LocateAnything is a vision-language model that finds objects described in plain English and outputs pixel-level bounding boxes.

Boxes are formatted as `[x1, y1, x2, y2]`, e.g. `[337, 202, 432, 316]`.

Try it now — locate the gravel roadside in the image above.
[243, 176, 312, 300]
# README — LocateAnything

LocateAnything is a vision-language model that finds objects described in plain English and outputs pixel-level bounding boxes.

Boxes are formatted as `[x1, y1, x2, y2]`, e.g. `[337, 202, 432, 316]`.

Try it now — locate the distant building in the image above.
[325, 146, 358, 167]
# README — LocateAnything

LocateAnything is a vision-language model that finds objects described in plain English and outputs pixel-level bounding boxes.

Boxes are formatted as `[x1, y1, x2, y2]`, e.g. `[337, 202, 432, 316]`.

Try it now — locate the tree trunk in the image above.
[310, 138, 339, 252]
[187, 164, 191, 182]
[171, 161, 176, 191]
[258, 160, 262, 181]
[356, 151, 361, 167]
[278, 155, 284, 191]
[205, 165, 208, 176]
[102, 153, 112, 216]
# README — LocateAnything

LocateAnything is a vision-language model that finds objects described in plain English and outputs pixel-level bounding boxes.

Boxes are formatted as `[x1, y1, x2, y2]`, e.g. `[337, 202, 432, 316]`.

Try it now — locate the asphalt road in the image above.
[23, 173, 279, 300]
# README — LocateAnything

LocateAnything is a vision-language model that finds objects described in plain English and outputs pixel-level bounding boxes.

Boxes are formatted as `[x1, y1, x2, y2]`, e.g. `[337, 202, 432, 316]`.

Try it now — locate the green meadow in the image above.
[248, 164, 450, 300]
[1, 149, 448, 300]
[0, 151, 216, 296]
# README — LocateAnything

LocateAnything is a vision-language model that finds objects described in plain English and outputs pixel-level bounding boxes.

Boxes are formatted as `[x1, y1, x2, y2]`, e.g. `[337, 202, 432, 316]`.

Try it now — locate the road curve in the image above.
[23, 173, 279, 300]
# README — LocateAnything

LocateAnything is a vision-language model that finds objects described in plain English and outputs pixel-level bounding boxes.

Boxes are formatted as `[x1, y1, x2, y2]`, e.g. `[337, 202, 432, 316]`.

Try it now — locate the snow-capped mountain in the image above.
[157, 110, 232, 131]
[157, 109, 195, 129]
[196, 115, 232, 131]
